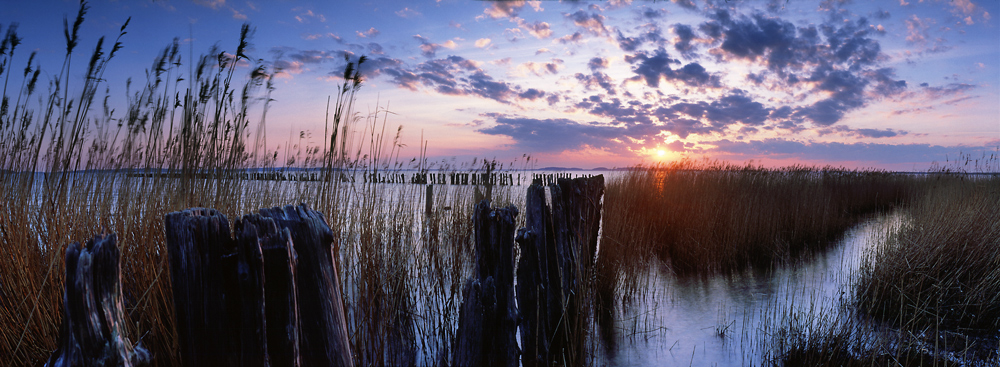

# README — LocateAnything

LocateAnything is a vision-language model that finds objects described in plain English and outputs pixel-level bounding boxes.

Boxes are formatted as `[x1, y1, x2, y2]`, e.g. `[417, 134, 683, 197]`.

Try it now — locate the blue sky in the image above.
[3, 0, 998, 170]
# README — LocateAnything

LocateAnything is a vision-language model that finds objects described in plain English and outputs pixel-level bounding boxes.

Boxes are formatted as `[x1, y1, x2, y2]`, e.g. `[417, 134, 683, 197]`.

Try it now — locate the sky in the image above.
[2, 0, 998, 170]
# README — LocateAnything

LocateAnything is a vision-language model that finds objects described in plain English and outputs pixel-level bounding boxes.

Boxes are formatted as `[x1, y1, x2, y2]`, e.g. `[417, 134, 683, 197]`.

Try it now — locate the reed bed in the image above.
[599, 160, 917, 279]
[0, 5, 520, 365]
[852, 174, 1000, 362]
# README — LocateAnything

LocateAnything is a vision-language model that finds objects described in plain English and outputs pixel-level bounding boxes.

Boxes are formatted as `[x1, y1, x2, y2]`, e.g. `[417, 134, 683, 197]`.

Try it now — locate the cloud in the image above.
[653, 90, 771, 138]
[558, 32, 584, 44]
[515, 59, 564, 77]
[231, 8, 247, 20]
[615, 25, 666, 52]
[356, 27, 380, 38]
[672, 24, 697, 57]
[477, 114, 662, 154]
[671, 0, 697, 10]
[475, 38, 492, 48]
[519, 20, 552, 39]
[575, 72, 618, 95]
[414, 35, 454, 58]
[396, 7, 421, 18]
[905, 15, 931, 43]
[567, 10, 610, 37]
[624, 48, 721, 88]
[193, 0, 225, 10]
[640, 7, 666, 19]
[302, 32, 339, 41]
[294, 8, 325, 23]
[376, 56, 546, 105]
[481, 0, 526, 20]
[587, 57, 609, 71]
[816, 125, 908, 138]
[273, 60, 305, 79]
[577, 96, 654, 125]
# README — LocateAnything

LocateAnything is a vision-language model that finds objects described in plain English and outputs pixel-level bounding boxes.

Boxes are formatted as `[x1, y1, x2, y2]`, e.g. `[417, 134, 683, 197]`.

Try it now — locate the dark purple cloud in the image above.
[652, 90, 771, 138]
[625, 47, 720, 88]
[587, 57, 609, 71]
[567, 9, 609, 37]
[575, 71, 618, 95]
[672, 24, 697, 57]
[577, 96, 654, 125]
[372, 55, 550, 105]
[817, 125, 908, 138]
[477, 114, 662, 153]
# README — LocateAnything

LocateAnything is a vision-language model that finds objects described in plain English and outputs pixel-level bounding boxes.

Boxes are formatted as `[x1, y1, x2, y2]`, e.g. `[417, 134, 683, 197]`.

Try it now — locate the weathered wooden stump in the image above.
[240, 214, 301, 367]
[165, 208, 239, 366]
[233, 216, 273, 367]
[46, 232, 150, 367]
[453, 200, 520, 367]
[165, 204, 353, 366]
[257, 204, 353, 367]
[516, 175, 605, 366]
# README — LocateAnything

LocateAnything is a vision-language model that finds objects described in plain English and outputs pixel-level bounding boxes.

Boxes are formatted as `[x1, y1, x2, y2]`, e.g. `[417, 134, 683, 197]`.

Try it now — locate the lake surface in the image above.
[599, 214, 890, 366]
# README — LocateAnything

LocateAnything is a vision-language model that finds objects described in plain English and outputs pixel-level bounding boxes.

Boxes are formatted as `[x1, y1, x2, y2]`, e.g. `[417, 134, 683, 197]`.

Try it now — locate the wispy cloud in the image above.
[396, 7, 421, 18]
[356, 27, 380, 38]
[293, 8, 325, 23]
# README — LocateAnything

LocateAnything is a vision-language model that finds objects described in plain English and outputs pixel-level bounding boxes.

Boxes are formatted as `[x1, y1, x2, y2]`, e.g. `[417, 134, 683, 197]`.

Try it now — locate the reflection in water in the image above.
[602, 214, 888, 366]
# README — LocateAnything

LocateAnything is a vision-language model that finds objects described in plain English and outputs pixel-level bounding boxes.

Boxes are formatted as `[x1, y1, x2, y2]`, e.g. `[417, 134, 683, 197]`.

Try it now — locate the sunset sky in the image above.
[4, 0, 998, 170]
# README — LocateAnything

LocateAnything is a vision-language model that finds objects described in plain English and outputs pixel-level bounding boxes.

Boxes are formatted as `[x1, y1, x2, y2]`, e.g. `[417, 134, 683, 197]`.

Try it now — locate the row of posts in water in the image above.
[367, 172, 595, 186]
[128, 170, 598, 186]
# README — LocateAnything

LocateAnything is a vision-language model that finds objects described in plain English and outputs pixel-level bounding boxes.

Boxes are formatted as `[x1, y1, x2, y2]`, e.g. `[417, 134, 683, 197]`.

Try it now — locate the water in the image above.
[601, 214, 889, 366]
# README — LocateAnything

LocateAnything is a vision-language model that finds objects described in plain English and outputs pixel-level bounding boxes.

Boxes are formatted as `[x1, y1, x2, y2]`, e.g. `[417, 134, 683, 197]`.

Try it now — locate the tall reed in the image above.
[854, 174, 1000, 361]
[0, 5, 525, 365]
[599, 160, 917, 277]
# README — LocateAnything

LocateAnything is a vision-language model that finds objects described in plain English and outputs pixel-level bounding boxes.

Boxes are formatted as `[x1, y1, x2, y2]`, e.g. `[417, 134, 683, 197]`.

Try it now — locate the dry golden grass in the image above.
[599, 160, 917, 278]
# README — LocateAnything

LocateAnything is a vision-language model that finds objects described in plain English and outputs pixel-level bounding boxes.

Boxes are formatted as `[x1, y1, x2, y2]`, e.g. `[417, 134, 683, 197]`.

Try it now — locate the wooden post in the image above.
[46, 232, 150, 367]
[258, 204, 353, 367]
[165, 208, 239, 366]
[453, 200, 520, 367]
[516, 175, 605, 367]
[240, 214, 301, 367]
[426, 184, 434, 215]
[233, 217, 273, 367]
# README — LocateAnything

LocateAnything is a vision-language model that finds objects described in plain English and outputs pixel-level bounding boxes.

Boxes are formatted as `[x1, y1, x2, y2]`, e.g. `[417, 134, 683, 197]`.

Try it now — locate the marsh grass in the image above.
[759, 164, 1000, 366]
[852, 174, 1000, 362]
[597, 159, 919, 309]
[0, 4, 515, 365]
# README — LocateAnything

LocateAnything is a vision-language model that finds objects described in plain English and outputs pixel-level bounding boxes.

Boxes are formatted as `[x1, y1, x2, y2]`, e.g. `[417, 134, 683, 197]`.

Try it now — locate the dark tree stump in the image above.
[240, 214, 301, 367]
[46, 232, 150, 367]
[516, 175, 605, 366]
[233, 217, 272, 367]
[165, 208, 239, 366]
[453, 200, 519, 367]
[258, 204, 353, 367]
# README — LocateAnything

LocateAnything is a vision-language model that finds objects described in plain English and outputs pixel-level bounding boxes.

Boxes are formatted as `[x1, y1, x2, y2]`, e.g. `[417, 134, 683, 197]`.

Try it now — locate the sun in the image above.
[657, 149, 666, 157]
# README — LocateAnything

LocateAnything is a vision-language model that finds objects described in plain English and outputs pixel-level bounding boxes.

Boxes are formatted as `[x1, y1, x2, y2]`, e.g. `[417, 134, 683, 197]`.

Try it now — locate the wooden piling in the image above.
[453, 200, 520, 367]
[165, 208, 239, 366]
[258, 204, 353, 367]
[165, 204, 352, 366]
[46, 232, 150, 367]
[426, 184, 434, 215]
[243, 215, 301, 367]
[516, 175, 605, 366]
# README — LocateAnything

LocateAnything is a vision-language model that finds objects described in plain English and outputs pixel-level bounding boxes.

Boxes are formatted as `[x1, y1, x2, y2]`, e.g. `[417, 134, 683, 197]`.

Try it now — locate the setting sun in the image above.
[657, 150, 666, 157]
